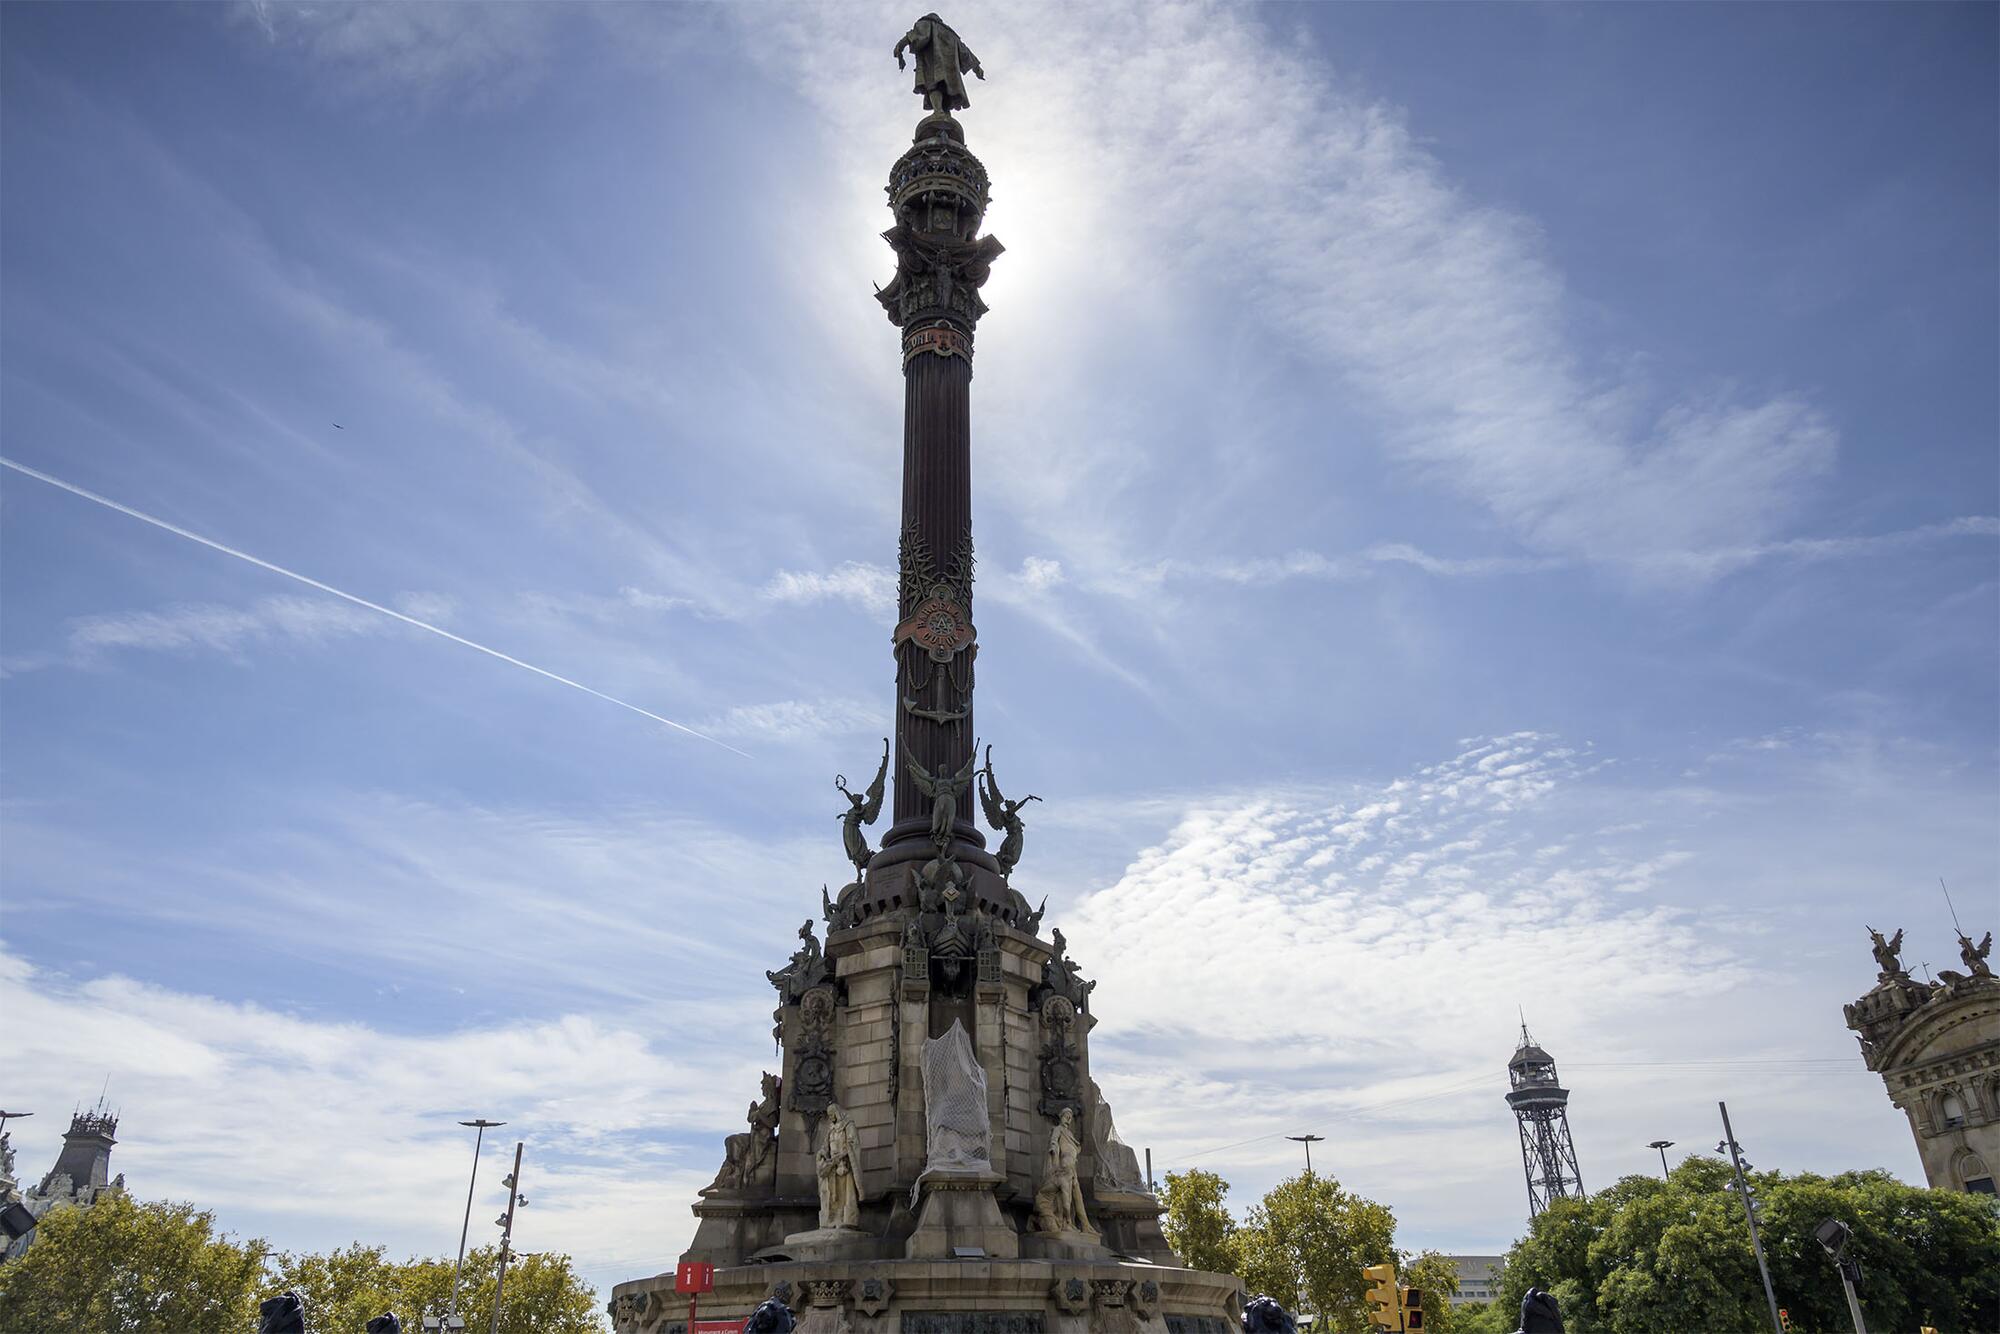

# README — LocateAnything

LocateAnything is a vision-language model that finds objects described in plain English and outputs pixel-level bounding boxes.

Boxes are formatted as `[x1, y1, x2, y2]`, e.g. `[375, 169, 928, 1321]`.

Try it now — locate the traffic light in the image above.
[1363, 1264, 1399, 1332]
[1401, 1285, 1424, 1331]
[1777, 1310, 1791, 1332]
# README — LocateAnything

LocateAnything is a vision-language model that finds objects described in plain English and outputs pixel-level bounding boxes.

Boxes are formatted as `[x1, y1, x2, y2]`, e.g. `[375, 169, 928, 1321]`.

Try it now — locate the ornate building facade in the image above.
[610, 16, 1241, 1334]
[1, 1101, 126, 1260]
[1844, 925, 1998, 1194]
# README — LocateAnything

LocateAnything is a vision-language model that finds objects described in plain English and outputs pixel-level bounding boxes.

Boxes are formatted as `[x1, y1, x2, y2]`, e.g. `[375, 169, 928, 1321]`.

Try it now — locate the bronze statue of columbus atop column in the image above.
[868, 16, 1009, 908]
[894, 13, 985, 114]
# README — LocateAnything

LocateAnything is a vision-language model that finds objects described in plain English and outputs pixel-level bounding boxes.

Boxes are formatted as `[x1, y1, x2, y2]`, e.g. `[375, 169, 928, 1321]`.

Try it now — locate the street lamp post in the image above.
[489, 1141, 525, 1334]
[1814, 1218, 1869, 1334]
[449, 1118, 504, 1327]
[1286, 1134, 1325, 1175]
[1718, 1103, 1783, 1334]
[1647, 1140, 1675, 1179]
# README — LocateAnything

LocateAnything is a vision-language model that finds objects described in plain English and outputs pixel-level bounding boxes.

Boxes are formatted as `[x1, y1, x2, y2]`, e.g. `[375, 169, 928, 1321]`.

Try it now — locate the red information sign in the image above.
[693, 1321, 746, 1334]
[674, 1262, 715, 1295]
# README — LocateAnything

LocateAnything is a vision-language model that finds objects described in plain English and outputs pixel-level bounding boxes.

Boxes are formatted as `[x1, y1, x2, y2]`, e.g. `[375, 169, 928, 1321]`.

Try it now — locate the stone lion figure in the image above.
[1241, 1296, 1297, 1334]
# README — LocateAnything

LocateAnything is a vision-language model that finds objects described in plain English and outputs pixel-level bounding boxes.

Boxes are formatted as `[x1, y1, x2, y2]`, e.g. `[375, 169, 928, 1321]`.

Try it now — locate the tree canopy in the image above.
[0, 1194, 600, 1334]
[0, 1192, 269, 1334]
[1163, 1167, 1448, 1334]
[1471, 1158, 2000, 1334]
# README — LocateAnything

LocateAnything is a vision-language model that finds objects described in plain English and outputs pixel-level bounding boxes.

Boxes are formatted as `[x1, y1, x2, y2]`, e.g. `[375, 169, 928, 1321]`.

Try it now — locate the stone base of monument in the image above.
[1019, 1226, 1112, 1262]
[905, 1171, 1020, 1259]
[765, 1225, 879, 1263]
[610, 1258, 1243, 1334]
[1092, 1191, 1175, 1264]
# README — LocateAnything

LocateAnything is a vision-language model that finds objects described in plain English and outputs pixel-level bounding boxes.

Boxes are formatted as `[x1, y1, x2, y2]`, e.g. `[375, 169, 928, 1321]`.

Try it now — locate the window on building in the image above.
[1941, 1091, 1968, 1128]
[1968, 1178, 1996, 1195]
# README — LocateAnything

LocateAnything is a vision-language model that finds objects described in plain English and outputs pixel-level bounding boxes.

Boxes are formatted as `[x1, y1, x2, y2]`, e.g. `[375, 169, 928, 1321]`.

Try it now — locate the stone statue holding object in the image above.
[978, 745, 1039, 878]
[894, 14, 985, 114]
[814, 1103, 865, 1230]
[1029, 1107, 1095, 1236]
[835, 740, 889, 879]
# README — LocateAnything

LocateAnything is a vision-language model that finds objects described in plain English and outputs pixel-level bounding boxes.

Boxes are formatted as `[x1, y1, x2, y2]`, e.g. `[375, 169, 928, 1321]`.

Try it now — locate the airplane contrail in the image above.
[0, 455, 751, 760]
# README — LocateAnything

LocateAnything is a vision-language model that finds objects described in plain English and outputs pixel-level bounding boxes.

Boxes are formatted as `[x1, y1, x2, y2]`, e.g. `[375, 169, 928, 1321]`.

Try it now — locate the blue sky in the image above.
[2, 0, 1994, 1307]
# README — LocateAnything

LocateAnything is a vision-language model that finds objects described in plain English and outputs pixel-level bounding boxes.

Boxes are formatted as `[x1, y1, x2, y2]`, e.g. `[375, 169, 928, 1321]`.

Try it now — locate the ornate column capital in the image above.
[876, 122, 1004, 361]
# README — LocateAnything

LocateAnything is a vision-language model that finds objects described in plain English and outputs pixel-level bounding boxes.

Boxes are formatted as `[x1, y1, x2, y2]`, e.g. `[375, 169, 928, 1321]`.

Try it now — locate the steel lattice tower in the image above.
[1506, 1024, 1584, 1219]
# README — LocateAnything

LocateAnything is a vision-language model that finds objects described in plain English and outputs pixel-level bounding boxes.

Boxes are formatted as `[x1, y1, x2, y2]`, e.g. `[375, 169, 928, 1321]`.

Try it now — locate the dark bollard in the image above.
[257, 1291, 306, 1334]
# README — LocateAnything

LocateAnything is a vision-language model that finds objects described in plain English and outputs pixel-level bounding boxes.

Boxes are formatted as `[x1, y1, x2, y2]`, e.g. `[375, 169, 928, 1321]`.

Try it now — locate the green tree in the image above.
[1161, 1168, 1244, 1276]
[271, 1243, 601, 1334]
[1493, 1158, 2000, 1334]
[0, 1192, 268, 1334]
[1452, 1298, 1513, 1334]
[1400, 1249, 1461, 1334]
[1237, 1171, 1397, 1334]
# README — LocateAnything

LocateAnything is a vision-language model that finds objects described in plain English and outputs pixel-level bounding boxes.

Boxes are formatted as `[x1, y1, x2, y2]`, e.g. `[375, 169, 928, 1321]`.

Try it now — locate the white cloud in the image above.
[237, 1, 570, 106]
[741, 2, 1842, 574]
[699, 697, 883, 743]
[1014, 556, 1066, 592]
[1043, 733, 1935, 1247]
[62, 594, 388, 661]
[759, 562, 896, 616]
[0, 945, 725, 1301]
[1124, 516, 1997, 588]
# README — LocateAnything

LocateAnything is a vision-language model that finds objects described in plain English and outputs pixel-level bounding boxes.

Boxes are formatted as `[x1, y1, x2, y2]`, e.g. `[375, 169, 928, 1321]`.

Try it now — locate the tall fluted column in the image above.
[871, 114, 1003, 866]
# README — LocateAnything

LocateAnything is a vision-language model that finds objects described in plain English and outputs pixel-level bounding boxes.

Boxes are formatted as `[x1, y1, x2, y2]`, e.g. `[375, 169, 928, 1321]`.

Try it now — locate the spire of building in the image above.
[1506, 1022, 1585, 1219]
[40, 1098, 119, 1198]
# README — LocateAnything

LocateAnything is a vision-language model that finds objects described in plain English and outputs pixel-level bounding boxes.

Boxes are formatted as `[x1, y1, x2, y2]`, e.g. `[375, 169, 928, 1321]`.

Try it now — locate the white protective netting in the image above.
[921, 1018, 992, 1173]
[1092, 1093, 1149, 1193]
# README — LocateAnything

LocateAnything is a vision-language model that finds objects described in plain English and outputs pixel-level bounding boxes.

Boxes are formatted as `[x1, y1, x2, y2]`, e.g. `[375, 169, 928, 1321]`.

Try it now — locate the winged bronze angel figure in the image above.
[1960, 929, 1993, 979]
[978, 744, 1039, 878]
[1868, 925, 1905, 975]
[835, 739, 890, 879]
[903, 740, 979, 850]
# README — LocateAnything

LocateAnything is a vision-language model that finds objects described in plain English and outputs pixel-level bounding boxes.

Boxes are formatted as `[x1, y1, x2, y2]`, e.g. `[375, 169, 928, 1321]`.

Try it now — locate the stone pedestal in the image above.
[906, 1171, 1019, 1259]
[1020, 1227, 1112, 1262]
[1093, 1191, 1176, 1266]
[770, 1226, 878, 1263]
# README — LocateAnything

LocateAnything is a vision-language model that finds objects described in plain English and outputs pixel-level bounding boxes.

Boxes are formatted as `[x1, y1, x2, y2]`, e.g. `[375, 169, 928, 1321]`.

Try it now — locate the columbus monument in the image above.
[610, 18, 1243, 1334]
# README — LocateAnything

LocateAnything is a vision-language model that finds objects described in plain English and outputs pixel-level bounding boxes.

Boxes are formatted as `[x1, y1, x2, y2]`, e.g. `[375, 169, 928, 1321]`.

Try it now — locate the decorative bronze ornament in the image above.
[894, 594, 976, 663]
[903, 323, 972, 364]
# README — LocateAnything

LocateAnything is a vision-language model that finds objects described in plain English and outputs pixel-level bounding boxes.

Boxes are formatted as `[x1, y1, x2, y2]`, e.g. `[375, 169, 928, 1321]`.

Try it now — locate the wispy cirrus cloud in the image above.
[742, 2, 1842, 577]
[1124, 516, 1999, 588]
[699, 697, 882, 743]
[4, 591, 449, 673]
[759, 561, 896, 615]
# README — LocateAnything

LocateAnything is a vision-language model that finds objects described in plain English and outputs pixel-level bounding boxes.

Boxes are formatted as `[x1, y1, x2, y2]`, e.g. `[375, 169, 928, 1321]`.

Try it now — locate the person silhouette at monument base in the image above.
[1515, 1287, 1564, 1334]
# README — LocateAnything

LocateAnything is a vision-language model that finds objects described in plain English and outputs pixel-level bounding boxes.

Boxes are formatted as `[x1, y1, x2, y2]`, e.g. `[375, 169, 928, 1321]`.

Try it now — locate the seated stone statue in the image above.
[701, 1072, 782, 1196]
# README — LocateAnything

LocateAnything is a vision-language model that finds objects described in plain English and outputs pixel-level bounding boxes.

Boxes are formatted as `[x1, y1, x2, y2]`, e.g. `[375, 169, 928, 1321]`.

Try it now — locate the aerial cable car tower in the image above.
[1506, 1022, 1585, 1219]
